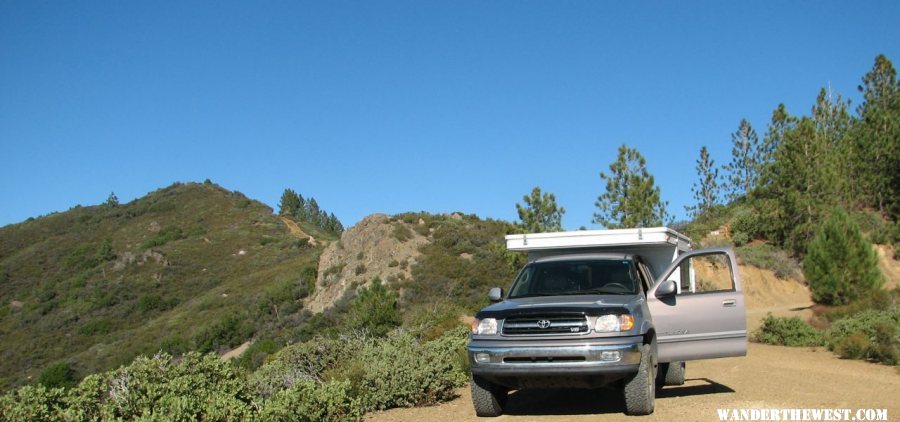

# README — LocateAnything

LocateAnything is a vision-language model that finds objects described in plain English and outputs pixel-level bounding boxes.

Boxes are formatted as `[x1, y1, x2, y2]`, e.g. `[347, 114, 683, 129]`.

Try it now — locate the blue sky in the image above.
[2, 1, 899, 230]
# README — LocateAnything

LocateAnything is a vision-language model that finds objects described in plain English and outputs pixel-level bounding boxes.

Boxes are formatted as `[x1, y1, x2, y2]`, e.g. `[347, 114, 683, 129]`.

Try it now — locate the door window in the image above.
[666, 252, 735, 295]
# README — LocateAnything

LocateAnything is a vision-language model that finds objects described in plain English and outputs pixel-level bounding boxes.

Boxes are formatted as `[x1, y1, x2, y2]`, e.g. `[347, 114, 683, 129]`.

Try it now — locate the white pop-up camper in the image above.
[505, 227, 693, 291]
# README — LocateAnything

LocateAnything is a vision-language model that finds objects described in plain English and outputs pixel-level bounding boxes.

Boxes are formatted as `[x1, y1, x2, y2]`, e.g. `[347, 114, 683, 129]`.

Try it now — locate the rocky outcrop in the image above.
[305, 214, 429, 313]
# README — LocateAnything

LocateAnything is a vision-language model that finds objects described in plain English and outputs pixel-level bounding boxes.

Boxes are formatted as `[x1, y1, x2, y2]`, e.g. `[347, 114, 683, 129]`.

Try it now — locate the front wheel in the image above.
[471, 375, 507, 417]
[623, 344, 656, 415]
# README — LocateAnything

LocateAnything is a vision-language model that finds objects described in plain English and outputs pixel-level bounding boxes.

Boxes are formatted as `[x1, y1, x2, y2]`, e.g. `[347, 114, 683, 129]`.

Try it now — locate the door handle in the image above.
[722, 299, 736, 307]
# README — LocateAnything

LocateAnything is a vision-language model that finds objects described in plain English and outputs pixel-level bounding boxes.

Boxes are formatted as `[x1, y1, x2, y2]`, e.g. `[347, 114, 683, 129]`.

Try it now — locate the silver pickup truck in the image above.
[468, 229, 747, 417]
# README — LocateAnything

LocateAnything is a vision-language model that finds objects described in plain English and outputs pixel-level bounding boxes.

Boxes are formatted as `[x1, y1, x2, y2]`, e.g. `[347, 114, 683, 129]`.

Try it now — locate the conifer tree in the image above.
[854, 55, 900, 217]
[593, 145, 669, 228]
[515, 186, 565, 233]
[724, 119, 761, 200]
[278, 189, 301, 216]
[803, 209, 883, 305]
[686, 146, 719, 217]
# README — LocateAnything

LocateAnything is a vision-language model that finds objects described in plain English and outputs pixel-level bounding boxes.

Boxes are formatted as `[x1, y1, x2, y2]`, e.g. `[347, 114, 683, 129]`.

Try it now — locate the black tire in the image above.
[623, 344, 656, 415]
[657, 361, 686, 387]
[471, 375, 507, 417]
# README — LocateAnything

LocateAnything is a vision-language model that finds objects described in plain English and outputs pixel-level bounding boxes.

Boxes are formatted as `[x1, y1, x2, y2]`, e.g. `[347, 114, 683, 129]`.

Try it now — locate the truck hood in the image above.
[474, 294, 641, 319]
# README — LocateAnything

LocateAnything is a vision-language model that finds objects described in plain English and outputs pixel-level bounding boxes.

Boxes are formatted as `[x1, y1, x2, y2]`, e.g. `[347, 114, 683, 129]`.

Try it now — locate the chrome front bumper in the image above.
[468, 337, 642, 377]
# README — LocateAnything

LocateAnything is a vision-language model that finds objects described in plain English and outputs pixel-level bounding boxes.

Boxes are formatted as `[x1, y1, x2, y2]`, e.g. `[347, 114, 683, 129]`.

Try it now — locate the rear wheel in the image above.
[657, 361, 686, 387]
[623, 344, 656, 415]
[471, 375, 507, 417]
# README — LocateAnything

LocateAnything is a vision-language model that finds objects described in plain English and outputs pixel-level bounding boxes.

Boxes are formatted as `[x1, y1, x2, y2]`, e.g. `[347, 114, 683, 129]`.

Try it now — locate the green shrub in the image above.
[141, 225, 186, 249]
[347, 327, 469, 410]
[848, 209, 897, 245]
[821, 289, 898, 322]
[78, 318, 112, 336]
[38, 362, 77, 389]
[833, 333, 871, 360]
[872, 322, 900, 365]
[137, 294, 177, 313]
[248, 336, 361, 399]
[193, 315, 255, 353]
[62, 244, 100, 271]
[825, 309, 900, 364]
[736, 244, 800, 279]
[258, 380, 362, 421]
[392, 224, 414, 242]
[98, 352, 253, 420]
[731, 232, 750, 246]
[236, 339, 281, 371]
[729, 208, 765, 241]
[803, 210, 883, 305]
[343, 278, 400, 337]
[0, 384, 66, 421]
[159, 335, 189, 355]
[96, 240, 116, 262]
[752, 314, 824, 347]
[0, 325, 470, 420]
[300, 266, 317, 297]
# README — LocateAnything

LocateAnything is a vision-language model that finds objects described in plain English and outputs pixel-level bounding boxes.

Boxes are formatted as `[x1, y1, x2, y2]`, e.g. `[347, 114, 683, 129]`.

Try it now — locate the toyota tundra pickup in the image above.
[467, 228, 747, 416]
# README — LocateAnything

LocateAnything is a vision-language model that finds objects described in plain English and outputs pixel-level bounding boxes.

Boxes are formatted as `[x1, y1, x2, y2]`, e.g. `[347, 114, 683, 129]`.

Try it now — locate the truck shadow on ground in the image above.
[503, 378, 735, 416]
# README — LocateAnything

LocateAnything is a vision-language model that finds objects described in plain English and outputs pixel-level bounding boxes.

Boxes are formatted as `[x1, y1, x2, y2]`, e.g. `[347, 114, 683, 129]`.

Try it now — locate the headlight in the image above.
[594, 314, 635, 332]
[471, 318, 498, 335]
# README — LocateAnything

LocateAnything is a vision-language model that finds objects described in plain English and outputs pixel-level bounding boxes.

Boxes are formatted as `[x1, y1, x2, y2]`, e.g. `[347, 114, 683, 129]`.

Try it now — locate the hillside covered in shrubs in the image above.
[0, 182, 337, 390]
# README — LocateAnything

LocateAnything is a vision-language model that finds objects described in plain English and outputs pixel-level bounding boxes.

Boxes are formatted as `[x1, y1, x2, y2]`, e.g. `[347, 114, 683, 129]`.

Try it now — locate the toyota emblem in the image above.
[536, 319, 551, 329]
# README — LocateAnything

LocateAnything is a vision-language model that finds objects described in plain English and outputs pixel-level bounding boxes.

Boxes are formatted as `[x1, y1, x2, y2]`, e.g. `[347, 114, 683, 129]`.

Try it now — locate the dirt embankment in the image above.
[876, 244, 900, 289]
[367, 263, 900, 422]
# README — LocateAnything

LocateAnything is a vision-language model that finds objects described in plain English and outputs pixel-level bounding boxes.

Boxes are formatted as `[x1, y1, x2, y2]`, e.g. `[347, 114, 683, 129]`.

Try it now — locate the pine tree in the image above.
[762, 117, 825, 254]
[724, 119, 762, 200]
[810, 87, 852, 207]
[327, 212, 344, 233]
[760, 104, 792, 172]
[515, 186, 565, 233]
[854, 54, 900, 218]
[105, 192, 119, 208]
[304, 197, 320, 224]
[593, 145, 669, 228]
[278, 189, 301, 216]
[803, 209, 883, 305]
[685, 146, 720, 217]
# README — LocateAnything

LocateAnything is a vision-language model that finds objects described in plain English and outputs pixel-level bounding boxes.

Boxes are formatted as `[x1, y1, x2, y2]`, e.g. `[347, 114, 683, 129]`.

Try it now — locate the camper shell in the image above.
[467, 227, 747, 417]
[506, 227, 691, 280]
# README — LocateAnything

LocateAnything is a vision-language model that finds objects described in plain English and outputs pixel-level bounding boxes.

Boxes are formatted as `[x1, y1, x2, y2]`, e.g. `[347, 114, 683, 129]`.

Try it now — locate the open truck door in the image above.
[647, 247, 747, 363]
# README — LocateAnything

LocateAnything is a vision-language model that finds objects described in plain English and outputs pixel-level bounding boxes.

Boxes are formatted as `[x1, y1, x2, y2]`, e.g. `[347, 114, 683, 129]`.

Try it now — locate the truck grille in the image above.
[502, 314, 589, 335]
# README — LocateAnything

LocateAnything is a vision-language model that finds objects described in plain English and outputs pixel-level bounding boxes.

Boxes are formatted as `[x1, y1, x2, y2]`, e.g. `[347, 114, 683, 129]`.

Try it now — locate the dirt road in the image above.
[368, 267, 900, 421]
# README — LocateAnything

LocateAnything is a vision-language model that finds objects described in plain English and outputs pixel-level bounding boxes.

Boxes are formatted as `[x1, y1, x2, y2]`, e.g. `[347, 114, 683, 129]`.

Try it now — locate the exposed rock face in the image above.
[305, 214, 429, 313]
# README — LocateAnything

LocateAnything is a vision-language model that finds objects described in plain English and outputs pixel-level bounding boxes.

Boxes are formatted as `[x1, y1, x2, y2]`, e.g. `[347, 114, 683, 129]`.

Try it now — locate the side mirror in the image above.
[656, 280, 677, 298]
[487, 287, 503, 302]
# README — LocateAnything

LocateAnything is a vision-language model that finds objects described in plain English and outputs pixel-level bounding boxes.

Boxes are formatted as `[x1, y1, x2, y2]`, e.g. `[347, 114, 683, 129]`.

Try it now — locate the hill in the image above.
[0, 182, 336, 389]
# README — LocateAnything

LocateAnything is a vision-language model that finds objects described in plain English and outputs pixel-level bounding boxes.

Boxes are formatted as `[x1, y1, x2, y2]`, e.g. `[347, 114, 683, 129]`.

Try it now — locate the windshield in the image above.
[508, 259, 638, 298]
